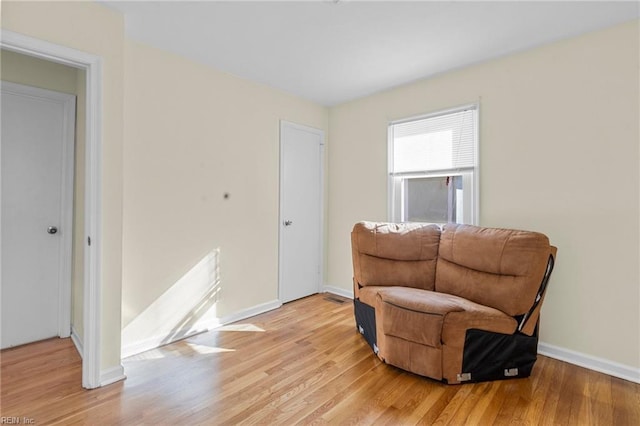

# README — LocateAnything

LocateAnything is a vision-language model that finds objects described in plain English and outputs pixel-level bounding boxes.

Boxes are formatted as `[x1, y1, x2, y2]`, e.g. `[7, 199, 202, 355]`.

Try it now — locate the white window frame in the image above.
[388, 104, 479, 225]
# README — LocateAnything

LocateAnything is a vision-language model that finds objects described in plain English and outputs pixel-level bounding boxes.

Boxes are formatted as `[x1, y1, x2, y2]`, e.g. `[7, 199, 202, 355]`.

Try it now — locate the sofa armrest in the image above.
[518, 246, 557, 336]
[353, 278, 362, 300]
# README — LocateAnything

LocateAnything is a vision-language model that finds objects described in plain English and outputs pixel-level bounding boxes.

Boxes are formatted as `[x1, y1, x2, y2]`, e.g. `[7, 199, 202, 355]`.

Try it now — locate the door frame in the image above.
[1, 30, 103, 389]
[278, 120, 324, 303]
[1, 81, 76, 342]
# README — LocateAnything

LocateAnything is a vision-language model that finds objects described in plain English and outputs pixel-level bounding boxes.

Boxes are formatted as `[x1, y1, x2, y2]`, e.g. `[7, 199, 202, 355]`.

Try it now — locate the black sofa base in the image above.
[458, 327, 539, 383]
[354, 298, 377, 353]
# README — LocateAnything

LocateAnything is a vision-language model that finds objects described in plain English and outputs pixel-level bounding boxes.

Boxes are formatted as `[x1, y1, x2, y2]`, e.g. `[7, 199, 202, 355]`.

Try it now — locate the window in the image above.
[388, 105, 478, 225]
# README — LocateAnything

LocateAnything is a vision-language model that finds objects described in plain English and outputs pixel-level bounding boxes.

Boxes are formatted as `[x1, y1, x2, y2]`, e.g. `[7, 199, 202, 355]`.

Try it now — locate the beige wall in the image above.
[121, 40, 329, 351]
[327, 20, 640, 369]
[2, 1, 125, 371]
[0, 49, 86, 342]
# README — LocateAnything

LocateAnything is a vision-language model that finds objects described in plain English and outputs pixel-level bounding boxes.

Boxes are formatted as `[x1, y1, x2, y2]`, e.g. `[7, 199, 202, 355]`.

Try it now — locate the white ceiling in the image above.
[103, 1, 639, 106]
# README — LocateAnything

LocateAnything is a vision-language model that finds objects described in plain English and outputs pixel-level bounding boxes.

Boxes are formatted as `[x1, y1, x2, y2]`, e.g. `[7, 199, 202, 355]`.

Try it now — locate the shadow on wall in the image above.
[121, 249, 223, 358]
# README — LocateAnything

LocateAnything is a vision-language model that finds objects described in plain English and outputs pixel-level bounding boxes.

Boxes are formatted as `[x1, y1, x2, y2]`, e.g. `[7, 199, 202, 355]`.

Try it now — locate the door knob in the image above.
[47, 226, 58, 234]
[284, 220, 293, 226]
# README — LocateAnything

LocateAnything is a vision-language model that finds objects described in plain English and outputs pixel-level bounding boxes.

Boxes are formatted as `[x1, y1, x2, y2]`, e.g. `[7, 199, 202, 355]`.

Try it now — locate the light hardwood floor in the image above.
[1, 294, 639, 425]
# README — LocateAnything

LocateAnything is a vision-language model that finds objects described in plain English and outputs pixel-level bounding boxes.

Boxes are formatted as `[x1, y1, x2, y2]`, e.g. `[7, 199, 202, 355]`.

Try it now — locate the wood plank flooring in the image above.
[1, 293, 639, 425]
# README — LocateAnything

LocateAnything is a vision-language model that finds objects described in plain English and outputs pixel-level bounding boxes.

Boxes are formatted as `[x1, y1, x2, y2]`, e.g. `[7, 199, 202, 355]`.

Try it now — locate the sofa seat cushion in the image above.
[377, 287, 517, 349]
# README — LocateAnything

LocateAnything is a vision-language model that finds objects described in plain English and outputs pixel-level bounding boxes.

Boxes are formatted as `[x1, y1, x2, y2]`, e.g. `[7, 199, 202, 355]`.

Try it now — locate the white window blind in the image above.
[391, 107, 477, 174]
[388, 105, 479, 225]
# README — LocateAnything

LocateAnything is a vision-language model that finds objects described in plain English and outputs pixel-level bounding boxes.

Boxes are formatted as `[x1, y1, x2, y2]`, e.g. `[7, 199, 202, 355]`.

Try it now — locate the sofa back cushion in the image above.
[435, 223, 551, 316]
[352, 221, 440, 291]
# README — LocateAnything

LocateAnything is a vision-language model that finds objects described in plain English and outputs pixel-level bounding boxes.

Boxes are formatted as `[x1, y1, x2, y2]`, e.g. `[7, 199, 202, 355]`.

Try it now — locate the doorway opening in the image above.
[1, 30, 103, 389]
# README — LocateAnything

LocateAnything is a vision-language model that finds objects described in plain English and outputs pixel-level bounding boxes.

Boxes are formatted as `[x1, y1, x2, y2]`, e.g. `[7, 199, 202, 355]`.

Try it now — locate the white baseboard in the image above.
[219, 299, 282, 325]
[121, 299, 282, 359]
[323, 285, 353, 299]
[538, 342, 640, 384]
[100, 364, 126, 386]
[70, 325, 83, 359]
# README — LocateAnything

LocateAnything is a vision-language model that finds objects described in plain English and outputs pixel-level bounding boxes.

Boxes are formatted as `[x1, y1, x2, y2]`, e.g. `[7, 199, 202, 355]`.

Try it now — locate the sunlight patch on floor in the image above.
[186, 343, 235, 354]
[126, 348, 168, 361]
[214, 323, 265, 332]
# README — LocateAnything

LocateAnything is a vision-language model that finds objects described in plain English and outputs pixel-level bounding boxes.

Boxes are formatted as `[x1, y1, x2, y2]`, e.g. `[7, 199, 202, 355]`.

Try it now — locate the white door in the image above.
[279, 121, 323, 303]
[1, 81, 75, 349]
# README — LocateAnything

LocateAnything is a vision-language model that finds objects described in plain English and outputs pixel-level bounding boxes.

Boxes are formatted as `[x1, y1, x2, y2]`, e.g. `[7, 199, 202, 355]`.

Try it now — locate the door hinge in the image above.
[88, 236, 91, 246]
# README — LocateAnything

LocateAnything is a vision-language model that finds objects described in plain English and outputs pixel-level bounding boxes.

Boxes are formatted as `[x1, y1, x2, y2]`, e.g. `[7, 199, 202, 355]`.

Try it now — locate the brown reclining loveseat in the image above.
[352, 222, 556, 384]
